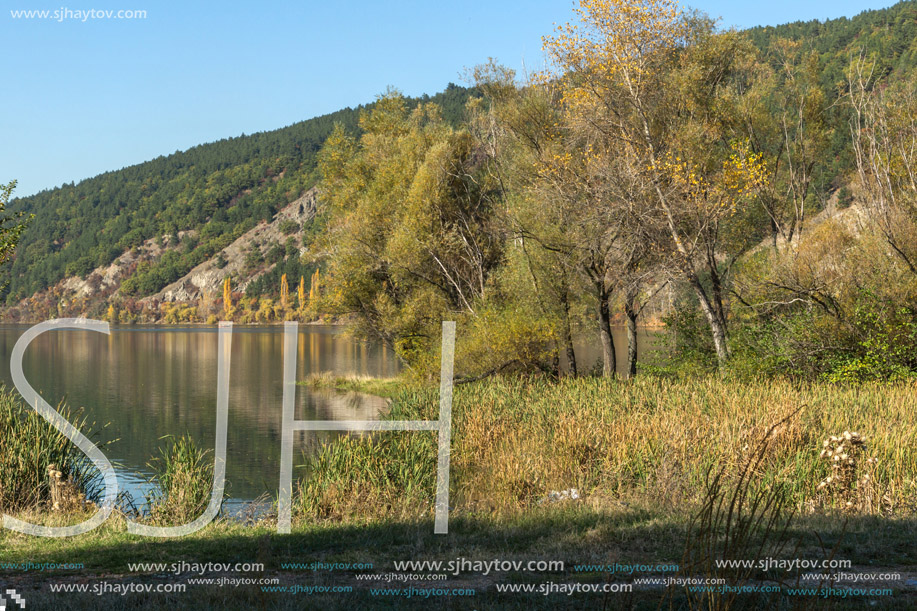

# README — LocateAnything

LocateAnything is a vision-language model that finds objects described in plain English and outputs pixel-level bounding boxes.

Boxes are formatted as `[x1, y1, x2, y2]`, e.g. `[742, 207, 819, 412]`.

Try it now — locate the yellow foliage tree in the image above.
[542, 0, 769, 368]
[222, 277, 233, 320]
[256, 297, 274, 323]
[280, 273, 289, 313]
[297, 275, 306, 316]
[309, 268, 320, 302]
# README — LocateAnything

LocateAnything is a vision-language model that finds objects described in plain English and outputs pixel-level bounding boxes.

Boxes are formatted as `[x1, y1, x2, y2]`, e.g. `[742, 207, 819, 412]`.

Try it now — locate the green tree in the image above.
[543, 0, 771, 369]
[0, 181, 32, 287]
[314, 93, 504, 369]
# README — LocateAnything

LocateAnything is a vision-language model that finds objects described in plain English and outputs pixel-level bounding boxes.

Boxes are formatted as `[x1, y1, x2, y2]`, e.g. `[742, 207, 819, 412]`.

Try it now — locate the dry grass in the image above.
[0, 386, 108, 512]
[295, 375, 917, 524]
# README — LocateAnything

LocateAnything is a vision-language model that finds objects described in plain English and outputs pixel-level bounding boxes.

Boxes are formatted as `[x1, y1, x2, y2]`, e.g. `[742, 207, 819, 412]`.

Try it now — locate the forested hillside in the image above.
[746, 0, 917, 186]
[5, 1, 917, 384]
[2, 84, 478, 305]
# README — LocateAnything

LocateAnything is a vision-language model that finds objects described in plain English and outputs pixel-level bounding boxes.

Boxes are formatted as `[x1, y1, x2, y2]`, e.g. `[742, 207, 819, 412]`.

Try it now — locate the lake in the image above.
[0, 323, 661, 511]
[0, 324, 399, 512]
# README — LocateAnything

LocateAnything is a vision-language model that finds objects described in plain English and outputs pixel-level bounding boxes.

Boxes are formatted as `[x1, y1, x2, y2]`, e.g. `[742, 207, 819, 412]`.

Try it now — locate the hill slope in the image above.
[746, 0, 917, 183]
[1, 84, 479, 318]
[6, 2, 917, 322]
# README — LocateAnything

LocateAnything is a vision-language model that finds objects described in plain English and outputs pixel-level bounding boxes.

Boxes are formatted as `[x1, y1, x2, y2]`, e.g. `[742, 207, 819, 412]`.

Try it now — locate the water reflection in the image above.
[0, 325, 399, 508]
[0, 323, 662, 508]
[561, 327, 663, 374]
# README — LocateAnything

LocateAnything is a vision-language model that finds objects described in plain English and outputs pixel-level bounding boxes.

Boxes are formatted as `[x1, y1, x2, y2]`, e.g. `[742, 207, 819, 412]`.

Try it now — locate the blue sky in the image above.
[0, 0, 899, 197]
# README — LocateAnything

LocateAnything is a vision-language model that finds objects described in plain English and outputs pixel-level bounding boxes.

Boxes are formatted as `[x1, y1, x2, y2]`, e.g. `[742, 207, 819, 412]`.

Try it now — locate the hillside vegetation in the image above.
[1, 85, 478, 309]
[5, 1, 917, 384]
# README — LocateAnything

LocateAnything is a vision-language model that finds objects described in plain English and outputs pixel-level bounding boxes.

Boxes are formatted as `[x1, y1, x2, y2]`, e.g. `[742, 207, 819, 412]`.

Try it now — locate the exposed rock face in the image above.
[0, 188, 319, 322]
[57, 233, 193, 299]
[142, 187, 318, 303]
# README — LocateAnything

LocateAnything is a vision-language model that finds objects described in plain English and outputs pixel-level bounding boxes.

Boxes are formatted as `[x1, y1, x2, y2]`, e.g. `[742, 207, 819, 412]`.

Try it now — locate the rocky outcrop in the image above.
[0, 188, 319, 322]
[55, 231, 195, 300]
[142, 187, 318, 302]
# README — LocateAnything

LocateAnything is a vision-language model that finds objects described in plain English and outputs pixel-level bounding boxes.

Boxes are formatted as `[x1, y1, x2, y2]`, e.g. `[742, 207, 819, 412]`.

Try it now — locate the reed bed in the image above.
[295, 376, 917, 523]
[300, 372, 404, 399]
[0, 386, 106, 512]
[145, 434, 216, 525]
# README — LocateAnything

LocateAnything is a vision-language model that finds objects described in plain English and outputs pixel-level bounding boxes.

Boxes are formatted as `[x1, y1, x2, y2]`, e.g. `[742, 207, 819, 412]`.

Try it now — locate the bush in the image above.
[657, 291, 718, 375]
[824, 298, 917, 383]
[145, 435, 216, 525]
[0, 387, 104, 512]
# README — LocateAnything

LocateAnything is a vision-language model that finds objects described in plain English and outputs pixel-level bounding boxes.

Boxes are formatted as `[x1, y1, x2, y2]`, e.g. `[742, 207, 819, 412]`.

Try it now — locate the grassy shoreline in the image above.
[2, 374, 916, 608]
[298, 374, 917, 520]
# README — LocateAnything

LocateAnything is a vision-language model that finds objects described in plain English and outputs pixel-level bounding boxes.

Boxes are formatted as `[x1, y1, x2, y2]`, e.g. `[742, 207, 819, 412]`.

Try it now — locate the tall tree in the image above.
[280, 273, 289, 312]
[543, 0, 770, 369]
[222, 277, 233, 320]
[849, 60, 917, 277]
[313, 93, 503, 364]
[747, 38, 829, 251]
[298, 275, 307, 317]
[0, 180, 31, 284]
[474, 62, 661, 377]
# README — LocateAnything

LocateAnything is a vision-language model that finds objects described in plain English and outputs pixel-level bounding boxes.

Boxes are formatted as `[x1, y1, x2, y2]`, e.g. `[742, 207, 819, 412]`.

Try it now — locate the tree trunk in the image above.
[550, 343, 561, 378]
[598, 290, 617, 377]
[560, 285, 577, 376]
[564, 331, 578, 377]
[625, 301, 638, 378]
[687, 273, 729, 368]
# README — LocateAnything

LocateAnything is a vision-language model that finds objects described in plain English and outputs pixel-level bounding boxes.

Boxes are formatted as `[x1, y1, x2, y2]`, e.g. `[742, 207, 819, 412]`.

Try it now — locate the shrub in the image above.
[0, 387, 105, 512]
[145, 435, 216, 525]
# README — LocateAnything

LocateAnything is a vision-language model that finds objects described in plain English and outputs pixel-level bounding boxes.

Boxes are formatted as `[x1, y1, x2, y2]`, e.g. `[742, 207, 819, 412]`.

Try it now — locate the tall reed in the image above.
[145, 434, 217, 524]
[0, 386, 106, 512]
[295, 375, 917, 524]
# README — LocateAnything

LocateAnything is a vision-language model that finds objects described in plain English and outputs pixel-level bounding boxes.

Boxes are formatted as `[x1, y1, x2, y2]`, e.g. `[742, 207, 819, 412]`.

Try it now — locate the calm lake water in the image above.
[0, 324, 399, 512]
[0, 323, 660, 510]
